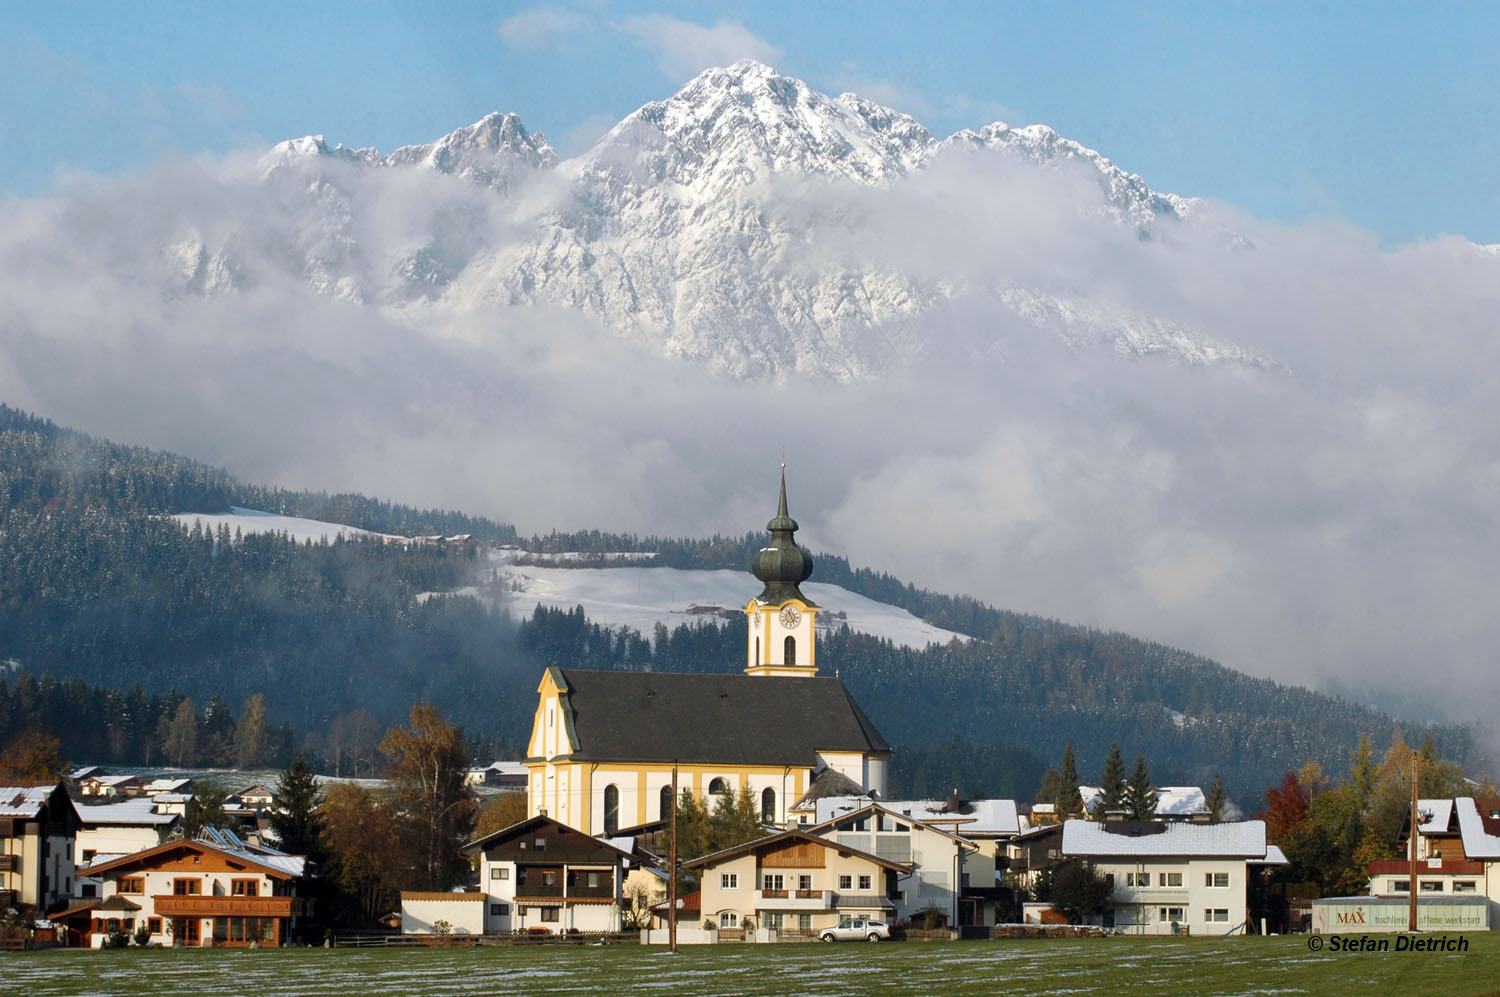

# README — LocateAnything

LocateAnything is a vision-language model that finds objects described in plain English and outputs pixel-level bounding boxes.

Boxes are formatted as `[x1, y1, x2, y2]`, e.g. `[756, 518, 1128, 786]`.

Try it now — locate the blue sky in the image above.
[4, 2, 1496, 245]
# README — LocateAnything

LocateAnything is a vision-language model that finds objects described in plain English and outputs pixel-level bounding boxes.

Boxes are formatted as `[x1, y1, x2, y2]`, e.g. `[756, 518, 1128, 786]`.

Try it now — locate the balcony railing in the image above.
[756, 889, 832, 910]
[152, 895, 311, 918]
[0, 854, 18, 873]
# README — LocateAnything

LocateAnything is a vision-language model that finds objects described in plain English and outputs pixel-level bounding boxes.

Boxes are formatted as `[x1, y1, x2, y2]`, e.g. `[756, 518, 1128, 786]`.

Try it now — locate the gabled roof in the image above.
[543, 668, 889, 766]
[812, 795, 1022, 835]
[0, 784, 60, 818]
[1062, 819, 1270, 859]
[85, 834, 306, 880]
[463, 814, 634, 860]
[1455, 797, 1500, 859]
[807, 803, 979, 851]
[682, 828, 914, 874]
[73, 797, 179, 827]
[1079, 785, 1208, 817]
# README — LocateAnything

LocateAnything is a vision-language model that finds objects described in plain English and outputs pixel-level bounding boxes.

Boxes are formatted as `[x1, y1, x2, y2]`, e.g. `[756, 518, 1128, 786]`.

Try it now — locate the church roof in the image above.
[548, 669, 889, 766]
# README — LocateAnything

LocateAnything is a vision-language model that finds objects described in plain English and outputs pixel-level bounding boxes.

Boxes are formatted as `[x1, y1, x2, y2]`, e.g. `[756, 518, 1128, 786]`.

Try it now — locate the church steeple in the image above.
[746, 467, 819, 677]
[751, 468, 816, 606]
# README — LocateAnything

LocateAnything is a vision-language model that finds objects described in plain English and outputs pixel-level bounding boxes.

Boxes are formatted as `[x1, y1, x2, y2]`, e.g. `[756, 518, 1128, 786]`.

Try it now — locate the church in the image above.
[523, 474, 891, 835]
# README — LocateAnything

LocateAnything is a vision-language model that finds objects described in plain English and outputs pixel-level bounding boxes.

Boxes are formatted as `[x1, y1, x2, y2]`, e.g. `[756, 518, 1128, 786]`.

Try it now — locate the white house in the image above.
[1061, 819, 1283, 935]
[73, 797, 181, 896]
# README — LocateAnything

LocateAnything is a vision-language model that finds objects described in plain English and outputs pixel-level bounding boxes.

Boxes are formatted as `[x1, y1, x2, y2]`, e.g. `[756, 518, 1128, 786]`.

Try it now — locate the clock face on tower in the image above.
[779, 606, 802, 629]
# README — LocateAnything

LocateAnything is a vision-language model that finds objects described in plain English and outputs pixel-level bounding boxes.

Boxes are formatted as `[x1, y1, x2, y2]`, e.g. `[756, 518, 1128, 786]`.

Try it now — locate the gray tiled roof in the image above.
[550, 669, 889, 765]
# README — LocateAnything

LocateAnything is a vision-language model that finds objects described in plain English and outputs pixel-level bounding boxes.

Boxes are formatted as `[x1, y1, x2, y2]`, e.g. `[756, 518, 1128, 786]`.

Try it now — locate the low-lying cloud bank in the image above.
[1, 146, 1496, 726]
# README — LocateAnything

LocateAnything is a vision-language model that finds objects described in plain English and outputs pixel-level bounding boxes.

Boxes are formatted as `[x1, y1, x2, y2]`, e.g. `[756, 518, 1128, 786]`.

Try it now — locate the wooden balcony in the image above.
[152, 895, 312, 918]
[756, 889, 832, 910]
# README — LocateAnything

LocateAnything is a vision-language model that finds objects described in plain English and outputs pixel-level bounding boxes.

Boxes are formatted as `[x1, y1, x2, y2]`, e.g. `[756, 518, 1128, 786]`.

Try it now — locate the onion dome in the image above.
[751, 469, 816, 605]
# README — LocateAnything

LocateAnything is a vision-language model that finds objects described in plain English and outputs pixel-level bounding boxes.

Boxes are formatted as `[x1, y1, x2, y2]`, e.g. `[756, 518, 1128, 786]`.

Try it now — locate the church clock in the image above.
[779, 605, 802, 629]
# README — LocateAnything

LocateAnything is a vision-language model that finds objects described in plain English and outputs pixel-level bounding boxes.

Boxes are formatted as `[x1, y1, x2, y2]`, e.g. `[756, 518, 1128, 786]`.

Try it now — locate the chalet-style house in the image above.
[79, 828, 310, 947]
[74, 797, 180, 896]
[1, 782, 80, 913]
[1365, 797, 1500, 922]
[403, 816, 635, 936]
[684, 829, 913, 939]
[524, 476, 890, 835]
[1061, 819, 1285, 935]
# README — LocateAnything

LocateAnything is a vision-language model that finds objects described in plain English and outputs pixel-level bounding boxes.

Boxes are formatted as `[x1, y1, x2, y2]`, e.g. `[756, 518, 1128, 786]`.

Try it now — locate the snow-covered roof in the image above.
[487, 762, 528, 776]
[87, 774, 141, 787]
[1078, 785, 1207, 816]
[1062, 819, 1268, 858]
[142, 778, 192, 793]
[199, 827, 308, 878]
[1259, 844, 1289, 865]
[0, 785, 56, 818]
[1416, 798, 1454, 834]
[1455, 798, 1500, 859]
[812, 795, 1020, 836]
[74, 797, 178, 826]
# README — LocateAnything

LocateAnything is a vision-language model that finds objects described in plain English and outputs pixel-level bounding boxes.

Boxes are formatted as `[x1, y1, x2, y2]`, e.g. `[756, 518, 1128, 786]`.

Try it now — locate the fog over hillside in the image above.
[2, 64, 1497, 725]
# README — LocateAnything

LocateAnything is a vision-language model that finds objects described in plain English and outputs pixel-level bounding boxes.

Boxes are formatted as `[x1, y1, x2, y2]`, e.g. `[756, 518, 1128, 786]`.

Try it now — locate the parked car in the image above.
[819, 917, 890, 942]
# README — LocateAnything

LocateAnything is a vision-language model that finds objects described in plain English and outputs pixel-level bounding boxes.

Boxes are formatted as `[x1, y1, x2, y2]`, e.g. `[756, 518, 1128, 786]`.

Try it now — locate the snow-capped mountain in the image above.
[171, 60, 1267, 377]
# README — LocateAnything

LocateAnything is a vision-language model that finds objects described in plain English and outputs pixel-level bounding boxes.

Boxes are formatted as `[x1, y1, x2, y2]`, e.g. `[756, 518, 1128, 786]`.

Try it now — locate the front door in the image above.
[176, 918, 200, 945]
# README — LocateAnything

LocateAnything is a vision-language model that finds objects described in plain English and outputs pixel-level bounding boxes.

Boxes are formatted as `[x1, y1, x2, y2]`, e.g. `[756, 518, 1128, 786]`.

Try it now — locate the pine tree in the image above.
[270, 753, 325, 861]
[1205, 773, 1227, 822]
[1055, 742, 1083, 816]
[1097, 743, 1126, 817]
[1125, 753, 1156, 820]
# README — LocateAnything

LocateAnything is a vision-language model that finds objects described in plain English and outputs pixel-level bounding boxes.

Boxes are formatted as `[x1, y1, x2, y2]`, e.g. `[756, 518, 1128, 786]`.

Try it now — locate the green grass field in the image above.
[5, 934, 1497, 996]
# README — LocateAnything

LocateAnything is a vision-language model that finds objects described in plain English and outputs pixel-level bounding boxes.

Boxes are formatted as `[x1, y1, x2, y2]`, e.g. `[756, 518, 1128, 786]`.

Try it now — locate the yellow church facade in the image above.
[524, 474, 890, 836]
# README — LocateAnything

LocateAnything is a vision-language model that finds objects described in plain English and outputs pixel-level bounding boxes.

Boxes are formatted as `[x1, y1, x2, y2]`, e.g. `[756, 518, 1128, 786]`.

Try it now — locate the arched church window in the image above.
[784, 635, 796, 666]
[761, 787, 776, 823]
[708, 777, 728, 796]
[755, 636, 760, 664]
[603, 784, 619, 835]
[660, 784, 674, 820]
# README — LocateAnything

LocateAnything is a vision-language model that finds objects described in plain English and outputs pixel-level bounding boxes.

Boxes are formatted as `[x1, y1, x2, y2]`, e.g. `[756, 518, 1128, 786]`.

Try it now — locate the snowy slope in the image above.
[475, 554, 968, 651]
[171, 507, 397, 545]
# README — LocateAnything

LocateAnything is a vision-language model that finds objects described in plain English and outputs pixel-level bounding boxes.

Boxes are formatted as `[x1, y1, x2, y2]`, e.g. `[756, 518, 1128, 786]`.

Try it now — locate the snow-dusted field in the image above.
[171, 507, 396, 545]
[4, 935, 1490, 995]
[486, 556, 967, 650]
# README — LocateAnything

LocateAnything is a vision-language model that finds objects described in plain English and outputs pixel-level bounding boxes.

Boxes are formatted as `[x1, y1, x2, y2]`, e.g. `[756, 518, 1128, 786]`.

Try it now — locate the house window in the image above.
[534, 838, 546, 851]
[172, 878, 201, 896]
[542, 871, 558, 888]
[231, 879, 259, 897]
[81, 884, 97, 898]
[765, 912, 784, 929]
[719, 911, 738, 928]
[1158, 872, 1182, 887]
[763, 874, 784, 891]
[721, 873, 738, 889]
[491, 867, 509, 880]
[540, 907, 560, 923]
[1420, 881, 1444, 893]
[798, 914, 812, 932]
[1204, 908, 1229, 923]
[761, 787, 776, 823]
[839, 875, 852, 890]
[1126, 872, 1149, 888]
[798, 875, 813, 891]
[660, 786, 674, 821]
[490, 903, 510, 916]
[587, 872, 603, 889]
[1454, 881, 1478, 893]
[603, 784, 620, 835]
[1159, 907, 1184, 922]
[1392, 880, 1411, 892]
[1205, 872, 1229, 888]
[708, 778, 728, 796]
[784, 636, 796, 666]
[858, 875, 872, 891]
[118, 877, 145, 895]
[81, 849, 96, 863]
[147, 917, 162, 935]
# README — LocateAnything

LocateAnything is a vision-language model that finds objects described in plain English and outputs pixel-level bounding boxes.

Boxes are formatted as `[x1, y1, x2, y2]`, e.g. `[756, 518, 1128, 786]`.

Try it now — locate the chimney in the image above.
[947, 788, 961, 813]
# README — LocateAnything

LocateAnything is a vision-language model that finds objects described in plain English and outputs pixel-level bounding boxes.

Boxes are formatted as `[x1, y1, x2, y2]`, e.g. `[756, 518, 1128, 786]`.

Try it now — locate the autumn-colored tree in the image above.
[379, 704, 479, 891]
[161, 698, 199, 767]
[233, 693, 271, 769]
[1258, 771, 1312, 842]
[471, 792, 528, 842]
[322, 781, 401, 924]
[0, 729, 64, 782]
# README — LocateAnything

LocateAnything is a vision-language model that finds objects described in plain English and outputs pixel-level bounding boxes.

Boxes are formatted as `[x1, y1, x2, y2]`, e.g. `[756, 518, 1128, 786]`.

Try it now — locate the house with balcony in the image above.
[0, 782, 79, 914]
[1061, 819, 1284, 935]
[805, 802, 976, 929]
[74, 796, 181, 897]
[1368, 797, 1500, 924]
[429, 815, 634, 936]
[81, 828, 310, 947]
[684, 828, 912, 940]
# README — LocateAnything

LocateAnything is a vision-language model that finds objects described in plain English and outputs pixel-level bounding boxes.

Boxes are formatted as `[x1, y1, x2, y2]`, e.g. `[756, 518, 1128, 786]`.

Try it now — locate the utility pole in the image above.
[669, 762, 678, 953]
[1408, 748, 1419, 933]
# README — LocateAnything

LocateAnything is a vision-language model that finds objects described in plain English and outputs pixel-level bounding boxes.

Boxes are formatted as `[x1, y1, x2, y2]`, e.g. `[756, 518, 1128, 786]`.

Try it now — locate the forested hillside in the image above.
[0, 404, 1485, 804]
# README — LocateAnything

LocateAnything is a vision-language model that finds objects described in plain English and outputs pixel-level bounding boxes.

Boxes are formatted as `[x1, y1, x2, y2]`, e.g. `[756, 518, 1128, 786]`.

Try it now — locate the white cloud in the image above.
[497, 6, 589, 50]
[829, 67, 930, 115]
[617, 14, 781, 79]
